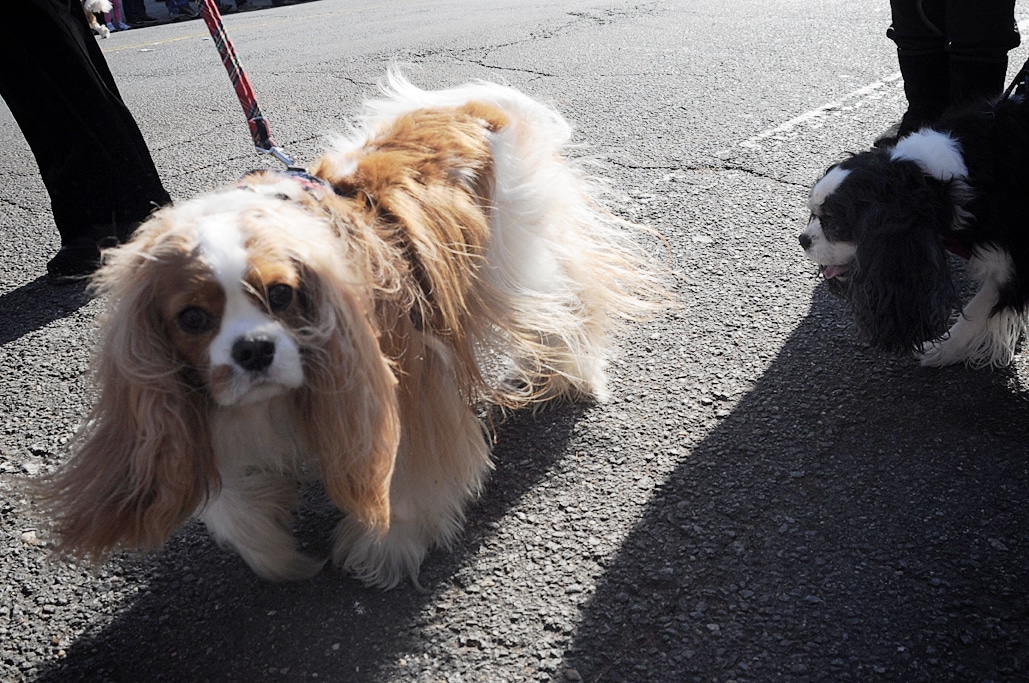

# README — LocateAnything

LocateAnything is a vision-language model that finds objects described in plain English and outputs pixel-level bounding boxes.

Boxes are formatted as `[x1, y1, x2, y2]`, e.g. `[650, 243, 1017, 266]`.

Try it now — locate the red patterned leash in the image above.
[197, 0, 295, 167]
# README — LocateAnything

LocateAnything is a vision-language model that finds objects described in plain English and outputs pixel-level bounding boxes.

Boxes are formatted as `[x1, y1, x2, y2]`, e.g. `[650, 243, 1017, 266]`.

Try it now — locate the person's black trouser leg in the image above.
[888, 0, 950, 135]
[0, 0, 170, 276]
[888, 0, 1020, 136]
[943, 0, 1019, 106]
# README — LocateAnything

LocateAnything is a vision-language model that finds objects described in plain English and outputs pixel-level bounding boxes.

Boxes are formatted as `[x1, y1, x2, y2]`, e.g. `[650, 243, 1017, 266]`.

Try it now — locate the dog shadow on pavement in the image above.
[566, 284, 1029, 681]
[31, 402, 586, 682]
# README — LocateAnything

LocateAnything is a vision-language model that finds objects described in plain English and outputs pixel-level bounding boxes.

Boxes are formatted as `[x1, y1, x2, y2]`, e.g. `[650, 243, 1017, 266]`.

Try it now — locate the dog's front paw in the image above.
[213, 535, 327, 581]
[331, 517, 432, 590]
[250, 551, 327, 582]
[918, 338, 964, 367]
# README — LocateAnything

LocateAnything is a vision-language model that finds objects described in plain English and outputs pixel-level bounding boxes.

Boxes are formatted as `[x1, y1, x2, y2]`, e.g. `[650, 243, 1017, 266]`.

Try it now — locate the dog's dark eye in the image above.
[177, 306, 216, 335]
[267, 284, 295, 312]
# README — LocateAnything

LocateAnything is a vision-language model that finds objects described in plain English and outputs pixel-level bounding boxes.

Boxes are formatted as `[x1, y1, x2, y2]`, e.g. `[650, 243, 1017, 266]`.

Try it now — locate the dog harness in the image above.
[236, 167, 347, 199]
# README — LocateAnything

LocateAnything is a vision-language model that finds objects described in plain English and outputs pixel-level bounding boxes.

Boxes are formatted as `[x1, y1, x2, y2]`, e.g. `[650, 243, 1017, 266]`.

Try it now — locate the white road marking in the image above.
[739, 73, 902, 149]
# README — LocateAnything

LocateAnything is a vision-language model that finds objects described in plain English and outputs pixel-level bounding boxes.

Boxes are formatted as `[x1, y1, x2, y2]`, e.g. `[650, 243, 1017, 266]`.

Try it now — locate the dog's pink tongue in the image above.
[822, 264, 846, 279]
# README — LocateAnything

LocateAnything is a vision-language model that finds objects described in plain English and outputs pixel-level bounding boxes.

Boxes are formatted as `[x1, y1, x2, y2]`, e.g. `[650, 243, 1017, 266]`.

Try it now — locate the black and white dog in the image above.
[800, 95, 1029, 367]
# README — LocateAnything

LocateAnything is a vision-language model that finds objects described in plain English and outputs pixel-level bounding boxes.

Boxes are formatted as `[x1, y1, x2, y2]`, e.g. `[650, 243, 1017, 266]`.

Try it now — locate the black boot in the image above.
[949, 55, 1009, 106]
[876, 50, 950, 147]
[897, 51, 950, 133]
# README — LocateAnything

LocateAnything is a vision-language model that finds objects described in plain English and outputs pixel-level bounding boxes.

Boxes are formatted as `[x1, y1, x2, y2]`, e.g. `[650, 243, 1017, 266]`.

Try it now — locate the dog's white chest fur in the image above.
[210, 399, 306, 475]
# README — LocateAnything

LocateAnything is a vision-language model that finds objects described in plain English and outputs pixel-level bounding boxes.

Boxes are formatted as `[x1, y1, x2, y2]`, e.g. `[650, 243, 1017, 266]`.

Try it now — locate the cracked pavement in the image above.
[2, 1, 1028, 681]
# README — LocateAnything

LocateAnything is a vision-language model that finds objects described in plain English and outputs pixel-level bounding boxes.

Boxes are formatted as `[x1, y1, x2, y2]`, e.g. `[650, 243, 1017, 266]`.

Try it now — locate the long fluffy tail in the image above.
[367, 70, 671, 404]
[485, 84, 669, 403]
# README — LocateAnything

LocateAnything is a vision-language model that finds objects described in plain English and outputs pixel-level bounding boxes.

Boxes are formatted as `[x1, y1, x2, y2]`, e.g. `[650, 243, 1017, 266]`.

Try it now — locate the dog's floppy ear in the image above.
[293, 255, 400, 536]
[32, 233, 218, 560]
[846, 161, 961, 352]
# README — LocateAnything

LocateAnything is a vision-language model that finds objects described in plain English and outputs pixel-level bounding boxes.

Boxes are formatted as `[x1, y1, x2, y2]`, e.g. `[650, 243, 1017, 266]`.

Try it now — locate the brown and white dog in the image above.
[34, 73, 664, 588]
[83, 0, 112, 38]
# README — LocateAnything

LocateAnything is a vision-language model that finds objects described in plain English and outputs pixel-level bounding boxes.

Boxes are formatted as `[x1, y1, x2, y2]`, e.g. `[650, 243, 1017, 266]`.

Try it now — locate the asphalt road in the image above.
[2, 1, 1029, 681]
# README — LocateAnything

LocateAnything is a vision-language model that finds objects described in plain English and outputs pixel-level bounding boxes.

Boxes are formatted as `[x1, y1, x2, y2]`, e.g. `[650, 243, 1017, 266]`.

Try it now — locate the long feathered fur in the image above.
[802, 95, 1029, 366]
[30, 72, 667, 587]
[822, 154, 962, 352]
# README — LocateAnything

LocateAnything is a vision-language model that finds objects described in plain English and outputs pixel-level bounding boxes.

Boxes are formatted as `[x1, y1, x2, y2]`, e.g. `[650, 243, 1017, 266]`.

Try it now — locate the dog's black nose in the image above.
[799, 233, 812, 250]
[232, 337, 276, 372]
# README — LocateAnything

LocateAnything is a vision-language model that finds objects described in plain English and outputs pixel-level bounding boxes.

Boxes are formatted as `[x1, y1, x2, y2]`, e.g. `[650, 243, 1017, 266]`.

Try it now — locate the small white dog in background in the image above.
[32, 72, 666, 588]
[83, 0, 112, 38]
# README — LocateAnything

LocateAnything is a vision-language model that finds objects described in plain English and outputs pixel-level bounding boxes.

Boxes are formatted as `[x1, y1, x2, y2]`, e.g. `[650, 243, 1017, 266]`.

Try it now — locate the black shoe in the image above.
[46, 244, 102, 285]
[873, 122, 901, 148]
[874, 104, 942, 148]
[46, 231, 120, 285]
